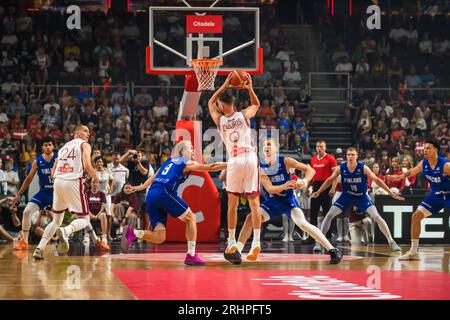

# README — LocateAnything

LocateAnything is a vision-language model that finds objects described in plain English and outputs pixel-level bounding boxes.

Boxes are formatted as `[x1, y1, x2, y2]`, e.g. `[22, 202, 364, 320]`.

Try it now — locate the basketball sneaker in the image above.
[120, 225, 136, 253]
[399, 250, 420, 260]
[389, 241, 401, 252]
[343, 235, 351, 243]
[313, 242, 322, 253]
[246, 241, 261, 262]
[13, 240, 29, 251]
[33, 248, 44, 260]
[224, 240, 242, 264]
[95, 239, 110, 252]
[56, 227, 70, 253]
[329, 248, 342, 264]
[184, 253, 205, 266]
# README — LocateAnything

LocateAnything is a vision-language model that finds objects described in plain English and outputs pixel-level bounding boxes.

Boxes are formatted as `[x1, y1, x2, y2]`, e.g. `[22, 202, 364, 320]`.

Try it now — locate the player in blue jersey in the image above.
[387, 139, 450, 260]
[236, 138, 343, 264]
[9, 137, 57, 250]
[121, 140, 226, 266]
[311, 147, 404, 252]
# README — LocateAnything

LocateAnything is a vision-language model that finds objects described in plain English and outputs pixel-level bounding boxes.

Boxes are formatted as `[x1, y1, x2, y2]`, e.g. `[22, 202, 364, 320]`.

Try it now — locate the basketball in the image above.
[229, 70, 249, 89]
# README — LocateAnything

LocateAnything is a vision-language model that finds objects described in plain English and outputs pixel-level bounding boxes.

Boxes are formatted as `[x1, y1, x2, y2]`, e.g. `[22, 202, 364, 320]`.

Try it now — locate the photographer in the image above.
[119, 149, 154, 230]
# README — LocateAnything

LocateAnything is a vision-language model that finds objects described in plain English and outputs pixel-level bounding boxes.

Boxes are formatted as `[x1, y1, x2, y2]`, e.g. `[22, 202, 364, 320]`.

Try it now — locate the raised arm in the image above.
[82, 143, 98, 183]
[184, 161, 227, 173]
[241, 73, 260, 120]
[119, 149, 134, 165]
[208, 73, 233, 126]
[387, 160, 423, 182]
[311, 166, 341, 198]
[365, 165, 405, 201]
[260, 171, 297, 195]
[284, 157, 315, 188]
[10, 160, 38, 205]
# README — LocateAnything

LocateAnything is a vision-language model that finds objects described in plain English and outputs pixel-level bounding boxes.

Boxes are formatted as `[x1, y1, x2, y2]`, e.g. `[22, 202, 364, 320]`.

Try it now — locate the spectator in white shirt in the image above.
[43, 95, 60, 113]
[405, 23, 418, 46]
[63, 53, 79, 75]
[275, 43, 294, 62]
[4, 159, 19, 195]
[282, 63, 302, 83]
[419, 33, 433, 54]
[0, 158, 7, 195]
[335, 56, 353, 72]
[389, 22, 407, 43]
[375, 99, 394, 117]
[152, 97, 169, 120]
[107, 154, 130, 197]
[154, 122, 169, 143]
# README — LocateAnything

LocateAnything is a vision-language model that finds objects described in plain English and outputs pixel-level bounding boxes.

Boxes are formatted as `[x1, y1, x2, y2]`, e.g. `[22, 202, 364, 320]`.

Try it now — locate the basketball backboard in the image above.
[146, 6, 263, 76]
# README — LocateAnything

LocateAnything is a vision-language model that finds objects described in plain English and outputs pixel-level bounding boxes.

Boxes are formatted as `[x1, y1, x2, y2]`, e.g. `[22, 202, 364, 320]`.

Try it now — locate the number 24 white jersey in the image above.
[54, 138, 85, 180]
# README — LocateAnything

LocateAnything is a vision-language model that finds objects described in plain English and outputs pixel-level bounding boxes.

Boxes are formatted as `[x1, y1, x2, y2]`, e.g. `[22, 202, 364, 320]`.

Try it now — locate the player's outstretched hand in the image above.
[284, 180, 298, 190]
[8, 196, 19, 206]
[223, 72, 233, 88]
[391, 194, 405, 201]
[129, 186, 140, 193]
[242, 72, 253, 89]
[311, 191, 320, 198]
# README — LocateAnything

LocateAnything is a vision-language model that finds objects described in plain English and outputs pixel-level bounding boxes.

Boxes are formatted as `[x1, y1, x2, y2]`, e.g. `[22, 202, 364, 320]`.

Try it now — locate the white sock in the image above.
[37, 221, 58, 251]
[187, 241, 196, 256]
[291, 208, 334, 251]
[253, 229, 261, 242]
[366, 206, 394, 243]
[228, 229, 236, 242]
[336, 218, 343, 238]
[237, 241, 244, 254]
[64, 219, 89, 237]
[22, 203, 39, 244]
[411, 239, 419, 253]
[343, 218, 350, 238]
[134, 229, 144, 238]
[37, 213, 64, 251]
[317, 216, 324, 229]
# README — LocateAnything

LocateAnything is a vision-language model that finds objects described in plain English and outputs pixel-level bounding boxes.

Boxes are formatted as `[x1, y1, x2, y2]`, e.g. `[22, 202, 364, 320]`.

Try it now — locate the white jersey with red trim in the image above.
[219, 112, 256, 158]
[54, 138, 85, 180]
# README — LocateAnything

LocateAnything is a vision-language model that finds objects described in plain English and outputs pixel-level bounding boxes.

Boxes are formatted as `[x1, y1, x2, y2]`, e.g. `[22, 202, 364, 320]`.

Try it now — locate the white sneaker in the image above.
[336, 236, 343, 242]
[399, 250, 420, 260]
[83, 236, 90, 246]
[288, 236, 294, 242]
[313, 242, 322, 253]
[343, 235, 350, 243]
[225, 240, 238, 254]
[389, 241, 401, 252]
[56, 227, 70, 253]
[281, 235, 289, 242]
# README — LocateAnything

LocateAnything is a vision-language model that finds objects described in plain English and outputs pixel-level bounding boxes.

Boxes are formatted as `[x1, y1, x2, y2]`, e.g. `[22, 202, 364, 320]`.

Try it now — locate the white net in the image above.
[192, 59, 221, 91]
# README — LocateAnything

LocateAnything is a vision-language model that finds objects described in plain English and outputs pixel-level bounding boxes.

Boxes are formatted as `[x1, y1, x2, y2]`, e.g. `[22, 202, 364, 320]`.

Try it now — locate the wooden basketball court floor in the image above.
[0, 241, 449, 300]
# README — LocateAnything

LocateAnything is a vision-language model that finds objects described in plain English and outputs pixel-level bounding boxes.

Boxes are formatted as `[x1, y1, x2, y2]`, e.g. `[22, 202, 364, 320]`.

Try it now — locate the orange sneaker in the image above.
[246, 242, 261, 262]
[95, 239, 110, 252]
[13, 240, 29, 251]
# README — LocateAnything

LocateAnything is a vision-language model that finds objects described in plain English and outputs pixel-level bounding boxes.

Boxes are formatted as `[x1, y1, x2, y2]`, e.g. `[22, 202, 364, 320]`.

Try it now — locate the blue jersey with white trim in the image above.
[422, 157, 450, 195]
[152, 157, 190, 192]
[36, 152, 57, 192]
[260, 156, 294, 200]
[340, 161, 368, 196]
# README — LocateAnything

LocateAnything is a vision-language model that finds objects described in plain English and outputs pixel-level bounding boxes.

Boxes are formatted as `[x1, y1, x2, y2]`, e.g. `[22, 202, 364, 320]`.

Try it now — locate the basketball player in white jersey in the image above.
[33, 125, 108, 259]
[208, 72, 261, 264]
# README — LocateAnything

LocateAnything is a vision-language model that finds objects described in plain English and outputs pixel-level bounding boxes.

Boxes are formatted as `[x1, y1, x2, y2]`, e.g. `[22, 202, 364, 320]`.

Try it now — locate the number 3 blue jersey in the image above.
[36, 152, 57, 192]
[153, 157, 190, 192]
[340, 161, 368, 196]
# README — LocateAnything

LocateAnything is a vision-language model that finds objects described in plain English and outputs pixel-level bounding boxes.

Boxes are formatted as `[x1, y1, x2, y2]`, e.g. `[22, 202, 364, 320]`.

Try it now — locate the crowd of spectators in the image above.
[317, 5, 449, 179]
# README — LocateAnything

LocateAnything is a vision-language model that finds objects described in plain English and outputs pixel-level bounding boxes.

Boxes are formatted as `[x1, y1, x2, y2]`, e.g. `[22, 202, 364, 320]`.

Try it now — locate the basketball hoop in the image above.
[192, 58, 221, 91]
